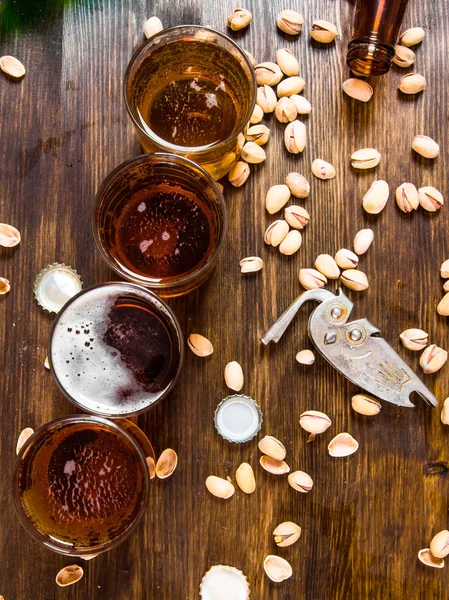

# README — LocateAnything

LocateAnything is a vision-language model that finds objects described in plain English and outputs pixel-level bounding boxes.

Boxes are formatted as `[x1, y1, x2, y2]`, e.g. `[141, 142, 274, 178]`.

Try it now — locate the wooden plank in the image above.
[0, 0, 448, 598]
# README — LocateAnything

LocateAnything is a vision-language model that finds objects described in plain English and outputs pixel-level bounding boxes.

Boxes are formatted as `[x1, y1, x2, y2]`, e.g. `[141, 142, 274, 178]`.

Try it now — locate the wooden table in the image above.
[1, 0, 448, 598]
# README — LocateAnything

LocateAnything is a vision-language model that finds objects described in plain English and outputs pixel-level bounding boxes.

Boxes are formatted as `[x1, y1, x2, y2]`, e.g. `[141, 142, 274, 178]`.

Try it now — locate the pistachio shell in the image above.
[295, 349, 315, 365]
[399, 27, 425, 47]
[284, 205, 310, 230]
[227, 8, 252, 31]
[0, 55, 26, 78]
[0, 277, 10, 295]
[340, 270, 369, 291]
[353, 228, 373, 255]
[287, 470, 313, 492]
[412, 135, 440, 159]
[55, 565, 84, 587]
[398, 73, 426, 94]
[335, 248, 359, 269]
[143, 16, 163, 39]
[256, 85, 277, 113]
[258, 435, 286, 460]
[315, 254, 340, 279]
[156, 448, 178, 479]
[254, 62, 283, 86]
[311, 158, 336, 179]
[264, 555, 293, 582]
[399, 328, 428, 351]
[328, 432, 359, 457]
[228, 161, 250, 187]
[284, 120, 306, 153]
[350, 148, 381, 169]
[235, 462, 256, 494]
[188, 333, 214, 357]
[264, 220, 289, 247]
[420, 344, 448, 374]
[241, 141, 266, 164]
[276, 10, 304, 35]
[284, 173, 310, 198]
[441, 260, 449, 278]
[224, 361, 244, 391]
[239, 256, 263, 273]
[362, 180, 390, 214]
[273, 521, 302, 548]
[279, 230, 302, 255]
[259, 455, 290, 475]
[418, 186, 444, 212]
[299, 268, 327, 290]
[430, 530, 449, 559]
[250, 104, 264, 124]
[275, 48, 299, 76]
[290, 94, 312, 115]
[393, 45, 415, 67]
[441, 397, 449, 425]
[16, 427, 34, 454]
[277, 76, 305, 97]
[437, 293, 449, 316]
[310, 20, 338, 43]
[418, 548, 444, 569]
[266, 184, 291, 214]
[146, 456, 156, 479]
[396, 182, 420, 212]
[205, 476, 235, 499]
[275, 97, 297, 123]
[245, 124, 270, 146]
[299, 410, 331, 434]
[342, 78, 373, 102]
[0, 223, 21, 247]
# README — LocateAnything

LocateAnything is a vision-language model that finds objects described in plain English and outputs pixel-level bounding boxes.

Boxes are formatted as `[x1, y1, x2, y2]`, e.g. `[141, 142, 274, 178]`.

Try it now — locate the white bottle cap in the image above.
[33, 263, 82, 313]
[214, 394, 263, 443]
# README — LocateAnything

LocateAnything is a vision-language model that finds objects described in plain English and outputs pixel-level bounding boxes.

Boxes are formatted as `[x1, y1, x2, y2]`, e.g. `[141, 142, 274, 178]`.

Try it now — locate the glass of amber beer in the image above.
[13, 415, 154, 556]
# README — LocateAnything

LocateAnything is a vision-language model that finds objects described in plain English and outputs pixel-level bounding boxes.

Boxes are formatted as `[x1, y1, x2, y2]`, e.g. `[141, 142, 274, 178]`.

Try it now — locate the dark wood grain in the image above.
[1, 0, 448, 598]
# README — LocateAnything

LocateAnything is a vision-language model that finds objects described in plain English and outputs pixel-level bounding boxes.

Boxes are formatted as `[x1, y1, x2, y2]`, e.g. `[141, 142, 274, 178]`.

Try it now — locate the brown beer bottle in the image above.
[347, 0, 410, 76]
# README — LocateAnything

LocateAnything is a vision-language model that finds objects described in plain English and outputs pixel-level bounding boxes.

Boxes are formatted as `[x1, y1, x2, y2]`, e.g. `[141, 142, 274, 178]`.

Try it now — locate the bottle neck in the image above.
[347, 39, 395, 76]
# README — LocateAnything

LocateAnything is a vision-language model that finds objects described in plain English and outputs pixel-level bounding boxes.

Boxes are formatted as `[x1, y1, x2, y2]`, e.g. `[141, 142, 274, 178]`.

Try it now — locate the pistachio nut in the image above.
[315, 254, 340, 279]
[275, 97, 297, 123]
[430, 530, 449, 559]
[255, 62, 283, 86]
[310, 20, 338, 43]
[0, 223, 21, 247]
[156, 448, 178, 479]
[399, 328, 428, 351]
[187, 333, 214, 357]
[0, 55, 26, 78]
[266, 184, 291, 214]
[273, 521, 301, 548]
[244, 49, 257, 67]
[143, 16, 163, 39]
[276, 48, 299, 76]
[241, 141, 266, 164]
[444, 281, 449, 293]
[340, 269, 369, 291]
[56, 565, 84, 587]
[328, 432, 359, 457]
[399, 27, 425, 47]
[146, 456, 156, 479]
[295, 349, 315, 365]
[437, 293, 449, 317]
[279, 230, 302, 255]
[224, 361, 244, 391]
[290, 94, 312, 114]
[16, 427, 34, 455]
[441, 397, 449, 425]
[227, 8, 252, 31]
[284, 172, 310, 198]
[353, 228, 374, 255]
[250, 103, 264, 124]
[351, 394, 381, 416]
[342, 78, 373, 102]
[396, 182, 419, 212]
[284, 205, 310, 229]
[264, 555, 293, 582]
[299, 410, 331, 437]
[311, 158, 336, 179]
[398, 73, 426, 94]
[418, 186, 444, 212]
[228, 161, 250, 187]
[441, 260, 449, 278]
[276, 10, 304, 35]
[417, 548, 444, 569]
[205, 475, 235, 499]
[239, 256, 264, 273]
[236, 132, 245, 154]
[351, 148, 381, 169]
[419, 344, 448, 374]
[259, 455, 290, 475]
[299, 268, 327, 290]
[335, 248, 359, 269]
[362, 180, 390, 214]
[287, 470, 313, 492]
[0, 277, 11, 295]
[284, 120, 306, 154]
[277, 76, 305, 97]
[245, 124, 270, 145]
[393, 44, 415, 67]
[256, 84, 277, 113]
[264, 220, 289, 247]
[412, 135, 440, 159]
[258, 435, 286, 461]
[235, 462, 256, 494]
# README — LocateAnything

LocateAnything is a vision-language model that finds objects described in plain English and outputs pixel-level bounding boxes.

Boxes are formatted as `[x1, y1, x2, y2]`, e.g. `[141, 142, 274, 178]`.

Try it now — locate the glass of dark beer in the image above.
[49, 282, 184, 417]
[13, 415, 153, 556]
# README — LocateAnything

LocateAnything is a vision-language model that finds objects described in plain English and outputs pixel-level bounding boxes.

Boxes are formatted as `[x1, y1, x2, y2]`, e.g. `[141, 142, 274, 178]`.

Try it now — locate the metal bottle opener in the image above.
[261, 288, 438, 408]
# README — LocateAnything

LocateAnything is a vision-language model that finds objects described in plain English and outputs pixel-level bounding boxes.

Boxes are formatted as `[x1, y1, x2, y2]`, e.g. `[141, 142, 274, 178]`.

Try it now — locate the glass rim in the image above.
[48, 281, 185, 417]
[123, 24, 257, 155]
[12, 414, 150, 556]
[92, 152, 227, 290]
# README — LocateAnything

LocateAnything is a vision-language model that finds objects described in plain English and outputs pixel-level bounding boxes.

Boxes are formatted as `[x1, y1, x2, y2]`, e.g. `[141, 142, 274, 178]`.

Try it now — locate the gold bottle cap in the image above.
[33, 263, 83, 313]
[200, 565, 250, 600]
[214, 394, 263, 443]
